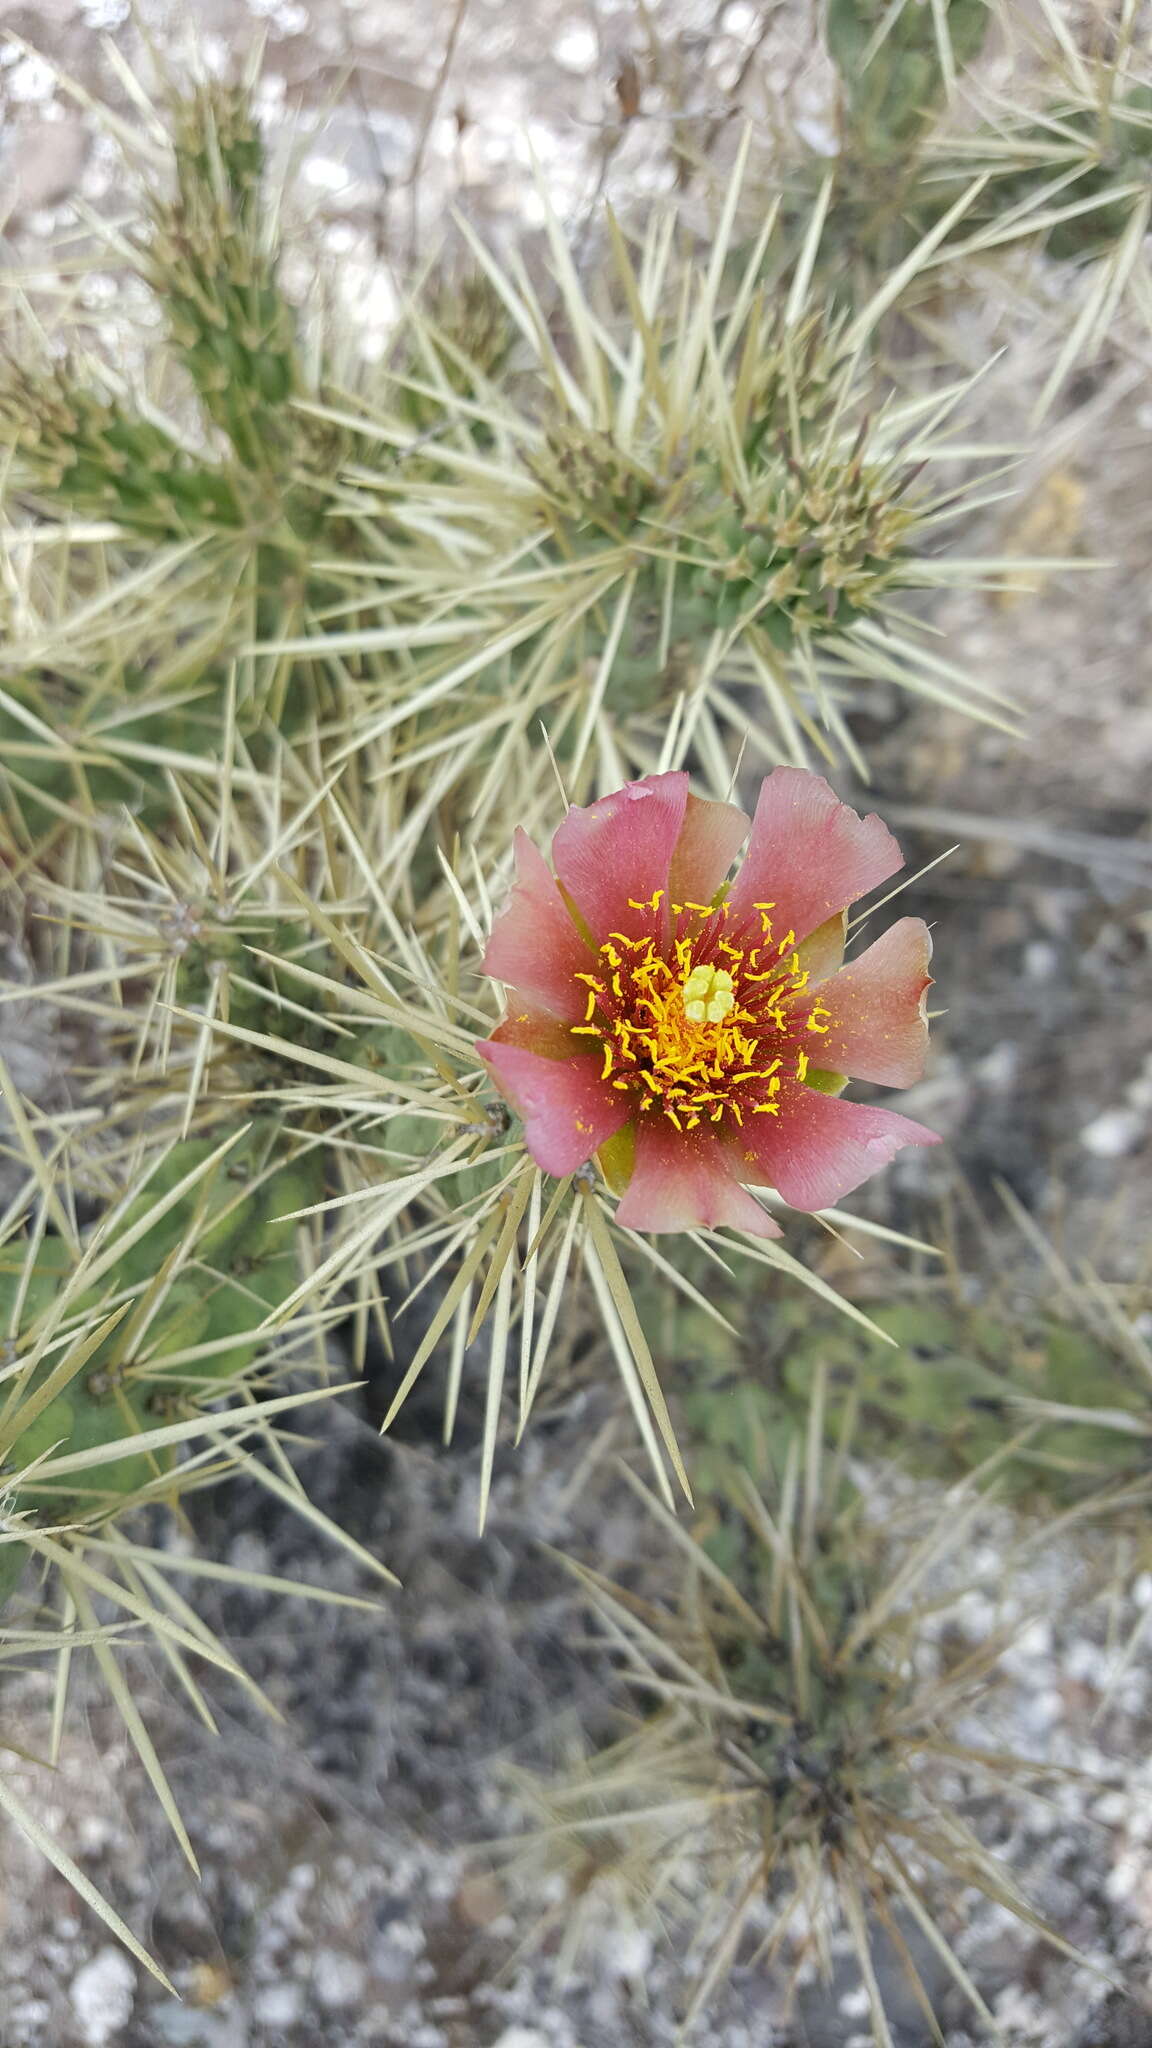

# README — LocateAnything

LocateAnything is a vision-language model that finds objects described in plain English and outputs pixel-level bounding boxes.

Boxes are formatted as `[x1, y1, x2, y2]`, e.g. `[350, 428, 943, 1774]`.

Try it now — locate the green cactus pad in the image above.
[0, 1129, 323, 1511]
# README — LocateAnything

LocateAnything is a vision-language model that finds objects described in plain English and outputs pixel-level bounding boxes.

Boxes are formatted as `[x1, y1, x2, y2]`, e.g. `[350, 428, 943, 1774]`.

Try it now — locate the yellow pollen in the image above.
[682, 964, 736, 1025]
[571, 900, 813, 1132]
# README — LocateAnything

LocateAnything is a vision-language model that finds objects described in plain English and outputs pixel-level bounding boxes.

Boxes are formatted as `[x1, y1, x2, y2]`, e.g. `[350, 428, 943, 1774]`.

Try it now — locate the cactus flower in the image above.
[478, 769, 938, 1236]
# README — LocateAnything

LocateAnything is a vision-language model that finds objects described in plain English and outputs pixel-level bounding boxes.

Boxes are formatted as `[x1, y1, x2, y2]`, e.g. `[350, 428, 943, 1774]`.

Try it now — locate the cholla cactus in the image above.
[144, 76, 300, 470]
[0, 363, 250, 540]
[525, 313, 934, 706]
[936, 58, 1152, 268]
[505, 1423, 1067, 2037]
[0, 1126, 323, 1512]
[826, 0, 993, 164]
[0, 36, 1133, 2015]
[390, 266, 517, 438]
[0, 1107, 390, 1972]
[0, 68, 364, 769]
[302, 152, 1016, 826]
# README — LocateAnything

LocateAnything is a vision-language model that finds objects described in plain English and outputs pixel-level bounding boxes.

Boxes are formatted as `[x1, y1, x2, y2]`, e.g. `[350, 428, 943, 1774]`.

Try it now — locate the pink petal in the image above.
[482, 828, 592, 1023]
[814, 918, 933, 1088]
[551, 772, 689, 946]
[727, 768, 903, 945]
[615, 1119, 782, 1238]
[668, 792, 749, 908]
[732, 1085, 938, 1210]
[488, 1006, 580, 1060]
[478, 1040, 628, 1175]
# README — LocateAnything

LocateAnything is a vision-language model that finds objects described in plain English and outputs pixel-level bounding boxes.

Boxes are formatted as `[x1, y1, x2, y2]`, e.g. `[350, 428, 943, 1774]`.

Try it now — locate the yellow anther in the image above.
[569, 897, 813, 1134]
[681, 964, 736, 1025]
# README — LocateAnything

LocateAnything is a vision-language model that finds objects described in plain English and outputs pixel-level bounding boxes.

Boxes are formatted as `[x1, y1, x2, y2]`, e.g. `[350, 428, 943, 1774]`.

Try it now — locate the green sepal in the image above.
[805, 1068, 849, 1096]
[597, 1124, 636, 1196]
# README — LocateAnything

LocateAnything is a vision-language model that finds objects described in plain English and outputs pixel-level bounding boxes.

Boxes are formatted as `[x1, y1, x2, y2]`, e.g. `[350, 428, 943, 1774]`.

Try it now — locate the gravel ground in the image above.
[2, 3, 1152, 2045]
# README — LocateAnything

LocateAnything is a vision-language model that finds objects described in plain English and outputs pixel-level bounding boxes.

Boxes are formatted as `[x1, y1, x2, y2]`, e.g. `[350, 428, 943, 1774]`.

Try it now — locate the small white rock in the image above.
[312, 1948, 367, 2009]
[69, 1947, 136, 2047]
[302, 155, 352, 194]
[491, 2030, 554, 2048]
[1024, 939, 1058, 981]
[251, 1980, 304, 2027]
[1094, 1788, 1134, 1827]
[552, 24, 598, 72]
[975, 1039, 1018, 1090]
[1024, 1685, 1064, 1733]
[80, 0, 131, 26]
[11, 2003, 52, 2033]
[599, 1923, 652, 1980]
[1011, 1616, 1053, 1661]
[5, 55, 56, 105]
[838, 1984, 872, 2018]
[1080, 1106, 1145, 1159]
[1128, 1059, 1152, 1114]
[794, 113, 841, 158]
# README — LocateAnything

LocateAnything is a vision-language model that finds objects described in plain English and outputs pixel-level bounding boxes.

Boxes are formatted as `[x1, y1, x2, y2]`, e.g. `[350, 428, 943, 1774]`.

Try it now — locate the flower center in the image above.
[572, 896, 828, 1132]
[682, 963, 735, 1024]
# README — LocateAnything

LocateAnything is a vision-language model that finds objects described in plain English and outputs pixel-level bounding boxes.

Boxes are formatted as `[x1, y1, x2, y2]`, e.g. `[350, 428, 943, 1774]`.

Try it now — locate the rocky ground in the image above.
[2, 2, 1152, 2045]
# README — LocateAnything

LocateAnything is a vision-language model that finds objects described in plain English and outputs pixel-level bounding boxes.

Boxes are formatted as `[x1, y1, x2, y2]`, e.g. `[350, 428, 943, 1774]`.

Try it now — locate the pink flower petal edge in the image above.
[731, 1085, 939, 1212]
[481, 828, 592, 1023]
[551, 771, 689, 946]
[478, 1039, 628, 1176]
[727, 766, 903, 946]
[667, 791, 749, 908]
[813, 917, 934, 1089]
[615, 1120, 782, 1239]
[487, 1004, 580, 1060]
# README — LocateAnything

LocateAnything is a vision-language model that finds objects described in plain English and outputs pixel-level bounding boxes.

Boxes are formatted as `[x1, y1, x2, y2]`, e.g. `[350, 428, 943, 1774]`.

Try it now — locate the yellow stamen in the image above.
[570, 898, 812, 1133]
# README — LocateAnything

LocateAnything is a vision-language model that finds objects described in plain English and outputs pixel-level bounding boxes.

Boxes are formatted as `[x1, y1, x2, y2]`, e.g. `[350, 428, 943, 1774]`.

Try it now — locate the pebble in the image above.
[80, 0, 131, 27]
[69, 1948, 136, 2047]
[2, 54, 56, 105]
[312, 1948, 366, 2009]
[4, 116, 88, 218]
[9, 2002, 52, 2034]
[491, 2030, 555, 2048]
[373, 1917, 426, 1982]
[1080, 1106, 1145, 1158]
[599, 1924, 652, 1980]
[552, 24, 598, 73]
[838, 1984, 873, 2018]
[794, 113, 840, 157]
[1128, 1058, 1152, 1114]
[250, 1981, 304, 2028]
[1023, 939, 1058, 981]
[975, 1039, 1018, 1090]
[302, 155, 353, 194]
[151, 2003, 248, 2046]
